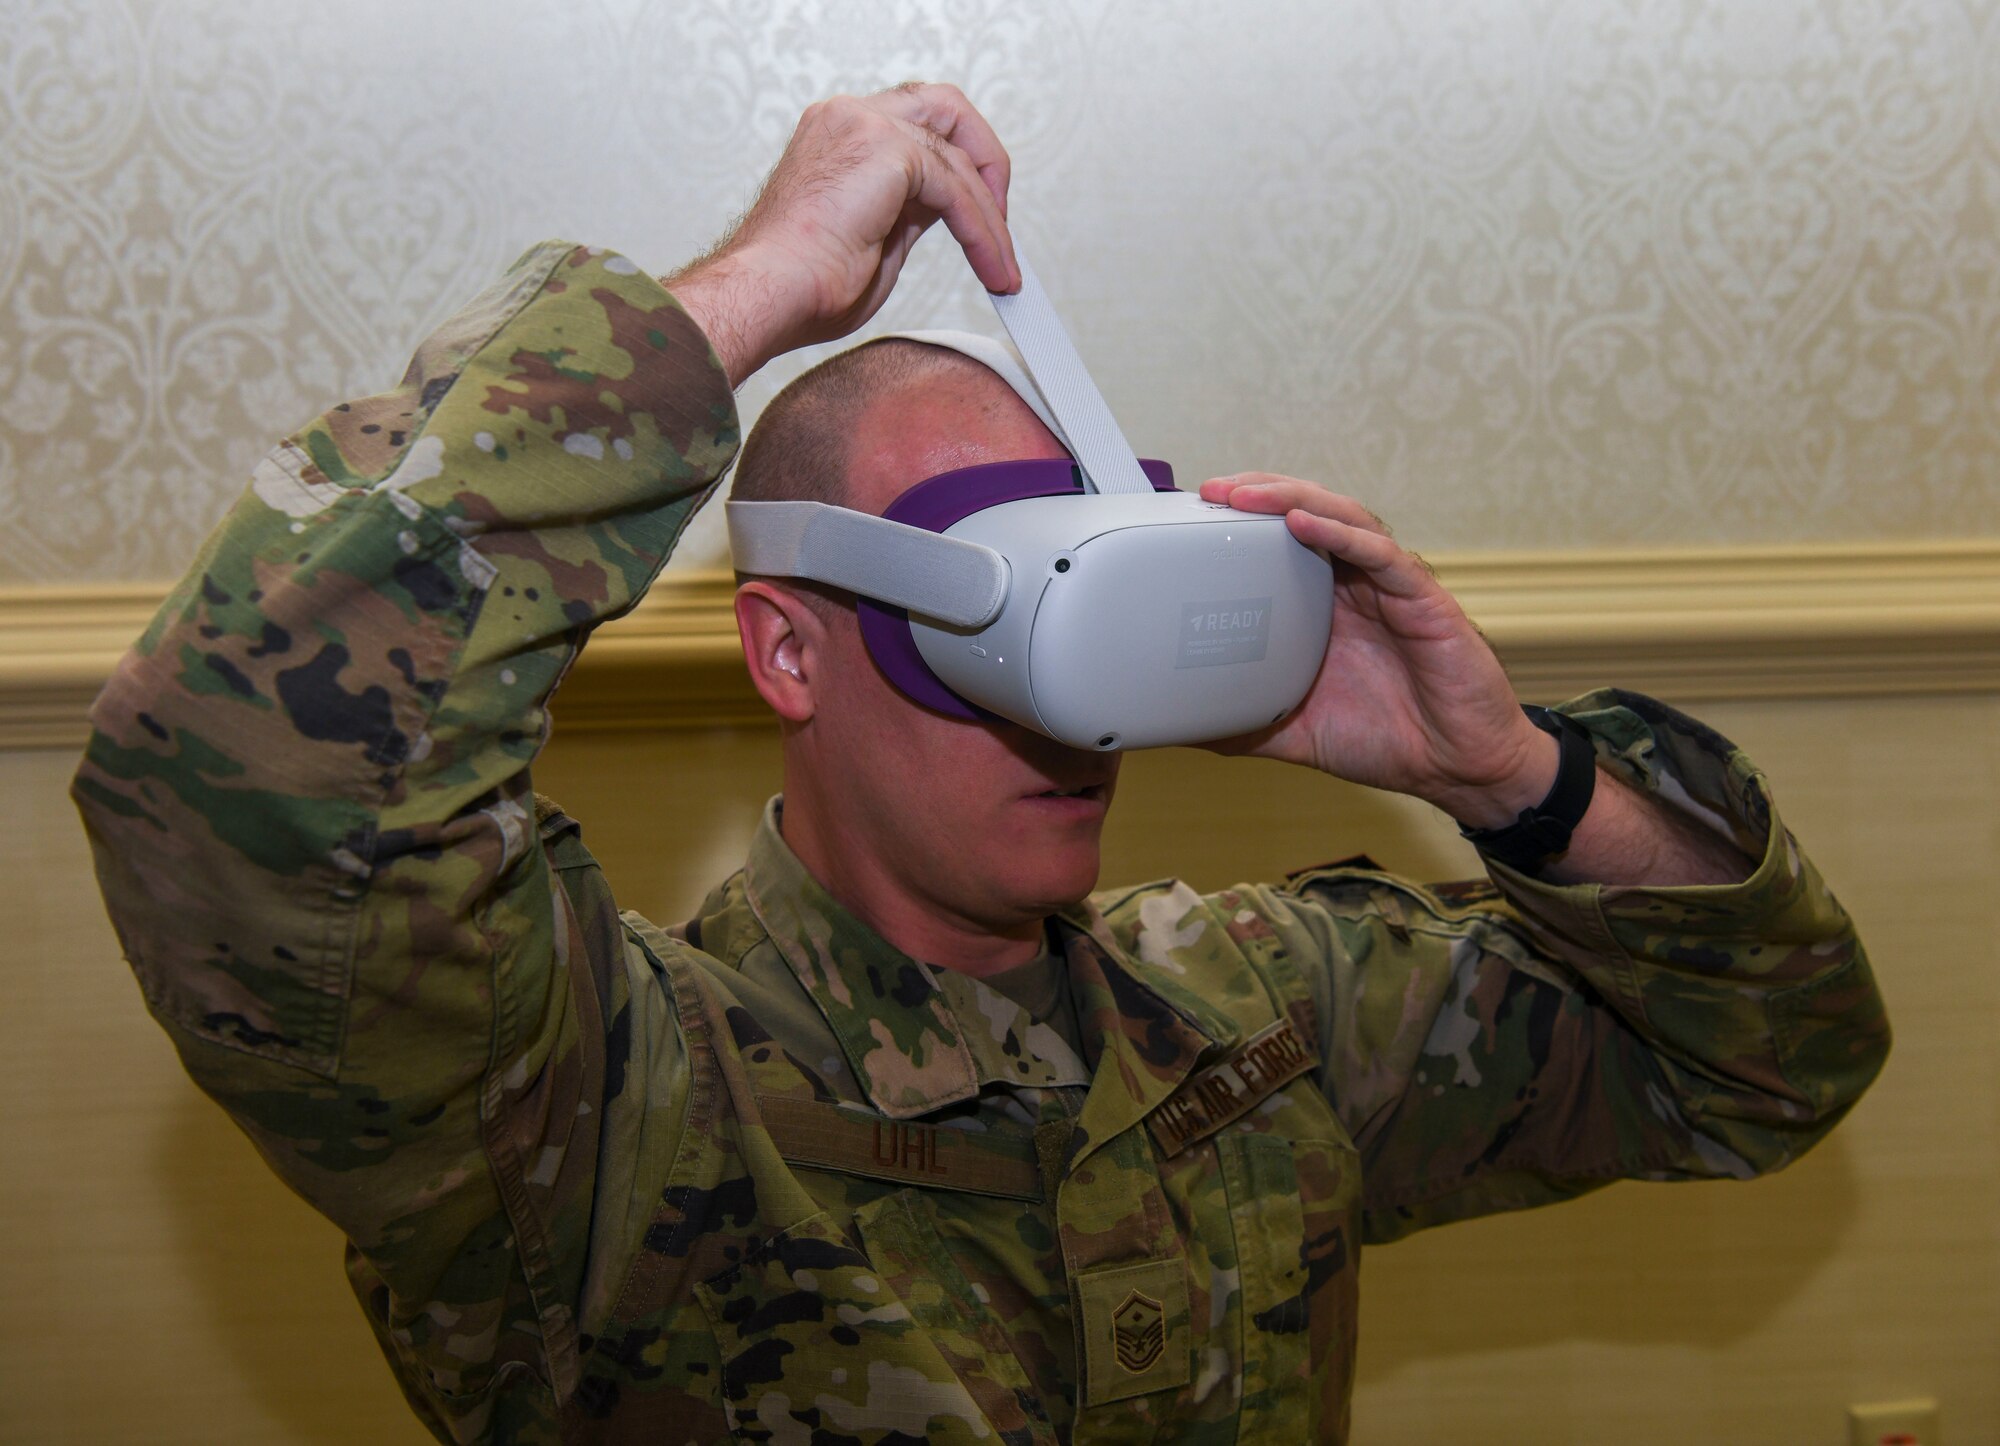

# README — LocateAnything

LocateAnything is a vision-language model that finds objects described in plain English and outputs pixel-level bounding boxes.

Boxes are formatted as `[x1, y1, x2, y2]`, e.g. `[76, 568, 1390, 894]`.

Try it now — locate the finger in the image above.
[902, 119, 1019, 292]
[1204, 476, 1393, 538]
[1199, 472, 1313, 506]
[1198, 476, 1254, 504]
[1283, 509, 1436, 600]
[1246, 483, 1389, 536]
[907, 126, 1016, 289]
[875, 82, 1012, 218]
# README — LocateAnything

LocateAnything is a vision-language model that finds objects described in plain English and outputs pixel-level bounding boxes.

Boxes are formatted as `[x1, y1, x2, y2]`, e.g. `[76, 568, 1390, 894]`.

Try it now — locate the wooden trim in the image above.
[6, 541, 1998, 748]
[1449, 541, 2000, 704]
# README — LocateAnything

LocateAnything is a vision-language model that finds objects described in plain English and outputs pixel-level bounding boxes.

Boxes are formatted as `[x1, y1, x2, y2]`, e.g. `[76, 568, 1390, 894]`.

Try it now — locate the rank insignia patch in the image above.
[1112, 1289, 1166, 1373]
[1079, 1258, 1189, 1404]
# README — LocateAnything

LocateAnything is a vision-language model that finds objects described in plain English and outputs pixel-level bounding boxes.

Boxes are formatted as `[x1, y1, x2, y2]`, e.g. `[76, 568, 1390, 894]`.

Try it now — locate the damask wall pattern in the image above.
[2, 0, 1996, 583]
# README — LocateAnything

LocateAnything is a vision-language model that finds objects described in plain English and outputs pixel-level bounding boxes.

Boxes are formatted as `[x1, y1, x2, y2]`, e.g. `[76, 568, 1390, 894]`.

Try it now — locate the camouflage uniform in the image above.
[74, 242, 1890, 1445]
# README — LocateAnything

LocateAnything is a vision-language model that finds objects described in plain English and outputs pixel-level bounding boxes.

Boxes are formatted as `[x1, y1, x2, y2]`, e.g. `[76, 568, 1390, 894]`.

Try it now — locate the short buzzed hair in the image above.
[730, 337, 994, 510]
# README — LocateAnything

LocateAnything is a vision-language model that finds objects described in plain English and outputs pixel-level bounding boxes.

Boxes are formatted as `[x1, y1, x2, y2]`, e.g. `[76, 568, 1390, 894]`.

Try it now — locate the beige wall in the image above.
[5, 3, 1996, 1437]
[4, 0, 1998, 584]
[4, 691, 1995, 1444]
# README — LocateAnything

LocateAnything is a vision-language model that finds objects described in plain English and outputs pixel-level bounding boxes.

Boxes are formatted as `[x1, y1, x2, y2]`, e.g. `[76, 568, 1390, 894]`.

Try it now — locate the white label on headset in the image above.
[1176, 597, 1273, 669]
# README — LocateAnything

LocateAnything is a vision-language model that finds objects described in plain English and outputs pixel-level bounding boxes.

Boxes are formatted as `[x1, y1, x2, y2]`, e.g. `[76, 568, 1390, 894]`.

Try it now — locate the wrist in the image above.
[1453, 706, 1601, 874]
[662, 243, 802, 388]
[1430, 723, 1562, 831]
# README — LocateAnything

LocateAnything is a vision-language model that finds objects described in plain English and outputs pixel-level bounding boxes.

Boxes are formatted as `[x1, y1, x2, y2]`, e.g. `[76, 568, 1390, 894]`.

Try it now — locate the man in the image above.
[75, 85, 1887, 1443]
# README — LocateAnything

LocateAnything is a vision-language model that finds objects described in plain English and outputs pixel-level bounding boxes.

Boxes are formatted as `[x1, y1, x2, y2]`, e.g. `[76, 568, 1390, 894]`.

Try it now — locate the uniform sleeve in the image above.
[71, 242, 738, 1424]
[1239, 689, 1890, 1244]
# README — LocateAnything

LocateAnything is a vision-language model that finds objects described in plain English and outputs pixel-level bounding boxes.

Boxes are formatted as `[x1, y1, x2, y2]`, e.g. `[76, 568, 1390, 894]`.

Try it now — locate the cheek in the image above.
[822, 645, 1014, 810]
[820, 630, 923, 757]
[901, 724, 1026, 820]
[820, 623, 1093, 851]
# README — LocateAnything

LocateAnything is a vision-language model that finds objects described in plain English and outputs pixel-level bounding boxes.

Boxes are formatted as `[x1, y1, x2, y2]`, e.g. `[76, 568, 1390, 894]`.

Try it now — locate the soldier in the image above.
[74, 84, 1887, 1444]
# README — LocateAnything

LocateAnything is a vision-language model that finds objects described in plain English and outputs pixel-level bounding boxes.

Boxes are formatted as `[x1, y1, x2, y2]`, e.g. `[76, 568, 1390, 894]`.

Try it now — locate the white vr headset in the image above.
[726, 256, 1335, 752]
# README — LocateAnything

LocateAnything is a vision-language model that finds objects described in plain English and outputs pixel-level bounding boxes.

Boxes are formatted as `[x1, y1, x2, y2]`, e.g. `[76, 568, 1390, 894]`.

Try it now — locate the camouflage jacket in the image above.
[74, 242, 1890, 1445]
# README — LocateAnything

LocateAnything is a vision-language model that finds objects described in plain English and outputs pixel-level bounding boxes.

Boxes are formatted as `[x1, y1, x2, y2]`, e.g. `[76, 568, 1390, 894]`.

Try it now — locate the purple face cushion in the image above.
[857, 457, 1177, 719]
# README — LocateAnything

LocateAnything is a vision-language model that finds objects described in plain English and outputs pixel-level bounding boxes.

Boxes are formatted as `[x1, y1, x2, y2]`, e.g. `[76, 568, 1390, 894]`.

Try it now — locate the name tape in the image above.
[1147, 1013, 1319, 1156]
[758, 1094, 1045, 1202]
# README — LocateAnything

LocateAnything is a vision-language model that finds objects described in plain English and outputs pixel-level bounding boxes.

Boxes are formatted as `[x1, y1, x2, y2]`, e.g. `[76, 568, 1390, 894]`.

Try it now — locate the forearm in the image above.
[1538, 763, 1754, 886]
[1432, 710, 1751, 889]
[1478, 692, 1888, 1154]
[1275, 693, 1888, 1238]
[664, 243, 804, 388]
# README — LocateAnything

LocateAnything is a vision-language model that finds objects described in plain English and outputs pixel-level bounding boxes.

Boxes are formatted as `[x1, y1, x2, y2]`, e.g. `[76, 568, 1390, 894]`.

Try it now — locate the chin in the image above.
[1004, 847, 1103, 916]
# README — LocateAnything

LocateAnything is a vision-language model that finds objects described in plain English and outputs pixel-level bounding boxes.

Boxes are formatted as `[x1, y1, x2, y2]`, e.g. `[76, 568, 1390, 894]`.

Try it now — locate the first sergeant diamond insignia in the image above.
[1111, 1289, 1166, 1373]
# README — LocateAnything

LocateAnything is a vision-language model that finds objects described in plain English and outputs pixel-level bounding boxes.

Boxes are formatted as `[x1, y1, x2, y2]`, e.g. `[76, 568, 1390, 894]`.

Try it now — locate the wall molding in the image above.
[5, 541, 1998, 749]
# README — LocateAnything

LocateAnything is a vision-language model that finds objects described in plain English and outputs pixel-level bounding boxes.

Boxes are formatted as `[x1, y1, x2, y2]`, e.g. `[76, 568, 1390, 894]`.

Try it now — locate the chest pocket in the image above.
[695, 1190, 1058, 1446]
[1217, 1127, 1360, 1443]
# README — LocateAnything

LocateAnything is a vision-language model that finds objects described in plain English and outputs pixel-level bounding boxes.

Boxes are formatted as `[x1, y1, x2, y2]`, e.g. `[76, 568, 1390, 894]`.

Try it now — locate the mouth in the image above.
[1026, 781, 1110, 806]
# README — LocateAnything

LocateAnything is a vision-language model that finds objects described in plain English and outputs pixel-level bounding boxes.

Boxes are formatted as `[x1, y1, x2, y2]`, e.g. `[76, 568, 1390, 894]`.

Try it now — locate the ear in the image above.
[735, 581, 824, 724]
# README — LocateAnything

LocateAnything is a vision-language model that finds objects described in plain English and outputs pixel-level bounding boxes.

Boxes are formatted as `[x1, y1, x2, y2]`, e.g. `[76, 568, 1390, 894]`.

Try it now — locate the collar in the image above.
[1050, 899, 1244, 1166]
[743, 798, 1242, 1152]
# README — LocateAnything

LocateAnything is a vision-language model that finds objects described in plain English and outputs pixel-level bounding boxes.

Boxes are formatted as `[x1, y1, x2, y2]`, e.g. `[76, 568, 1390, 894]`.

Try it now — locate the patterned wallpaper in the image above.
[2, 0, 1996, 583]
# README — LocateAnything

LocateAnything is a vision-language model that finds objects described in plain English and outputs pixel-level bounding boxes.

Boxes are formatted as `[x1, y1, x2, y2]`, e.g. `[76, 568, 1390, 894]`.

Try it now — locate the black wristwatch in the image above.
[1457, 706, 1597, 874]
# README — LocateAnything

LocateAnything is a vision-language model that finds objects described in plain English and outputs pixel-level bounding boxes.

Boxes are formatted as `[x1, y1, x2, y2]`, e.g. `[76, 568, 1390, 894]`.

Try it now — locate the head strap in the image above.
[879, 255, 1152, 496]
[726, 250, 1150, 624]
[728, 500, 1008, 628]
[987, 255, 1153, 495]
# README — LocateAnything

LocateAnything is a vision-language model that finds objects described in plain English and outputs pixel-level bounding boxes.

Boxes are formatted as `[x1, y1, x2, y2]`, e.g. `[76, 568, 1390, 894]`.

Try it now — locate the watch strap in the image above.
[1458, 706, 1597, 874]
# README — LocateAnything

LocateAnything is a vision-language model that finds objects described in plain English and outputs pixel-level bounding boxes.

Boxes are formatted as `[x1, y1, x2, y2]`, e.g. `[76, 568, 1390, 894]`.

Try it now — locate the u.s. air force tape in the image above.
[1146, 1012, 1319, 1157]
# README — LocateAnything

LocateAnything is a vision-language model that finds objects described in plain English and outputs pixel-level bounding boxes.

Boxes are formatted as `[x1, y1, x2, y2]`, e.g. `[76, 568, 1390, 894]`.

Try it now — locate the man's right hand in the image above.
[665, 83, 1019, 387]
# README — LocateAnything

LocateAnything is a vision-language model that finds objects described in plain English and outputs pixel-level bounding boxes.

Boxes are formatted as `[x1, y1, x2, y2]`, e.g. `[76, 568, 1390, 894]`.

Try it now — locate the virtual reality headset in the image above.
[727, 258, 1335, 752]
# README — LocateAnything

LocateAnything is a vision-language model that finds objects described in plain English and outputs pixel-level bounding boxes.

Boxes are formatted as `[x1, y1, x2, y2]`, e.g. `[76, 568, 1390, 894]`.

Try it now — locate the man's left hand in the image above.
[1197, 474, 1556, 830]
